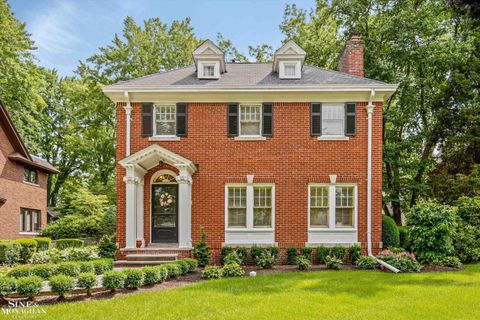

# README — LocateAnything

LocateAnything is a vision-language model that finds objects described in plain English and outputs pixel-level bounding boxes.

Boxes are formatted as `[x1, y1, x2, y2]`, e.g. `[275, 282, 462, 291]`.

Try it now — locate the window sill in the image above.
[234, 136, 267, 141]
[226, 228, 274, 232]
[308, 228, 356, 232]
[148, 136, 181, 141]
[317, 136, 349, 141]
[23, 181, 40, 187]
[19, 231, 40, 236]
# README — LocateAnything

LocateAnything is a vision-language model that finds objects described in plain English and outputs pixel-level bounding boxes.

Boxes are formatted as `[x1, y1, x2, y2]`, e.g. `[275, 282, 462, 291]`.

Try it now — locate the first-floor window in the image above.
[253, 187, 272, 228]
[228, 187, 247, 228]
[154, 105, 176, 136]
[227, 184, 274, 229]
[239, 104, 261, 136]
[20, 208, 41, 232]
[309, 184, 356, 229]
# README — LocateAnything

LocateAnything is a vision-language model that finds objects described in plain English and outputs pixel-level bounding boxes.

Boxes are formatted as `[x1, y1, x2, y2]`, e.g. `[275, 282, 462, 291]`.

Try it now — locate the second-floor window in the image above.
[322, 103, 344, 136]
[154, 105, 176, 136]
[24, 168, 38, 184]
[239, 104, 261, 136]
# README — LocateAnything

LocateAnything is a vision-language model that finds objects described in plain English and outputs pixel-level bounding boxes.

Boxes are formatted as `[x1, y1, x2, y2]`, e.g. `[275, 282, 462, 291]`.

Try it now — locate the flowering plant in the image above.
[160, 193, 174, 207]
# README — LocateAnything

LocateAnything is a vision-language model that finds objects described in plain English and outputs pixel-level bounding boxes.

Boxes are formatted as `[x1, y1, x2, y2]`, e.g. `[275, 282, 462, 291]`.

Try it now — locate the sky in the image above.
[10, 0, 315, 76]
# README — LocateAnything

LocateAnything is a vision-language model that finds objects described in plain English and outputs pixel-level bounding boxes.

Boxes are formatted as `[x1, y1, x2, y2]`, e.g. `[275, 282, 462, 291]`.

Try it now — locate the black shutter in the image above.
[227, 103, 239, 136]
[262, 103, 273, 136]
[141, 103, 153, 137]
[345, 102, 356, 136]
[311, 103, 322, 136]
[176, 103, 188, 136]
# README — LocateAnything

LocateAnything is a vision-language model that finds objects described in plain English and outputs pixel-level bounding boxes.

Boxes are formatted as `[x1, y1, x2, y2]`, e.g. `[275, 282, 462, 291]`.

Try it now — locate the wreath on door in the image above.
[159, 193, 174, 207]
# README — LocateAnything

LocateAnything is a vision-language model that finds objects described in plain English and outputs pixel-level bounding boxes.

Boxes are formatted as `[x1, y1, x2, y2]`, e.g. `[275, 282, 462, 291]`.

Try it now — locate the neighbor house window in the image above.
[239, 104, 261, 136]
[309, 184, 356, 229]
[203, 64, 215, 77]
[226, 184, 274, 229]
[20, 208, 41, 232]
[322, 103, 344, 136]
[24, 168, 38, 184]
[284, 64, 296, 77]
[154, 105, 176, 136]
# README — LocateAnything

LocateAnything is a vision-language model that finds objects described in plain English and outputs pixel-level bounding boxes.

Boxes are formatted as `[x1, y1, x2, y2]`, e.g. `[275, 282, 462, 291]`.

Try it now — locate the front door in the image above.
[151, 184, 178, 243]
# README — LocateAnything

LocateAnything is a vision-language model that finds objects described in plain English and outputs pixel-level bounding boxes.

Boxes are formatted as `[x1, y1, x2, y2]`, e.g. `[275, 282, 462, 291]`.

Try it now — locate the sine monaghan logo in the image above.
[1, 301, 47, 315]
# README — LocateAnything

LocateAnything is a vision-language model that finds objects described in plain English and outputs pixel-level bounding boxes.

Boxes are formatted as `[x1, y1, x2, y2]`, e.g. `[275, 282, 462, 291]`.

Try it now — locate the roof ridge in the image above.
[110, 65, 195, 86]
[304, 64, 387, 85]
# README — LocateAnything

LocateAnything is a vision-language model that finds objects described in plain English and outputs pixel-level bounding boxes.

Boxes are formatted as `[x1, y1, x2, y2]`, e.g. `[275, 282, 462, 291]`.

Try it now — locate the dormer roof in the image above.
[272, 40, 307, 73]
[192, 39, 226, 74]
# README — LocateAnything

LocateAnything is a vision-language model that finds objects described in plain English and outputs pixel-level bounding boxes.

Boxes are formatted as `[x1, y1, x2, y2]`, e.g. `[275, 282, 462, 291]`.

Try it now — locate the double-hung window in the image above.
[239, 104, 261, 136]
[309, 184, 356, 229]
[284, 63, 296, 77]
[226, 184, 274, 229]
[154, 105, 176, 136]
[322, 103, 344, 136]
[20, 208, 41, 232]
[203, 64, 215, 77]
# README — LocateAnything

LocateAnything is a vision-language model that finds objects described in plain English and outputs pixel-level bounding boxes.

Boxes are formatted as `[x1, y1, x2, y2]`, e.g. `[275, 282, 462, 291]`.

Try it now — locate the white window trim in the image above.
[321, 103, 346, 137]
[308, 183, 357, 232]
[238, 103, 262, 138]
[279, 60, 301, 79]
[197, 61, 220, 79]
[225, 183, 275, 232]
[153, 104, 176, 137]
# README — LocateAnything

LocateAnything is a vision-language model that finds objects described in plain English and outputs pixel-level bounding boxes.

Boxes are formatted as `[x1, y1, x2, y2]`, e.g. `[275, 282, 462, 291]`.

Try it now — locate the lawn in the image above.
[12, 265, 480, 320]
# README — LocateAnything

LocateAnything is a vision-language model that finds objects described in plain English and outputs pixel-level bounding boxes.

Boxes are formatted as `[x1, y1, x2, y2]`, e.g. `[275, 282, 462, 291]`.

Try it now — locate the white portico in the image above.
[119, 145, 197, 249]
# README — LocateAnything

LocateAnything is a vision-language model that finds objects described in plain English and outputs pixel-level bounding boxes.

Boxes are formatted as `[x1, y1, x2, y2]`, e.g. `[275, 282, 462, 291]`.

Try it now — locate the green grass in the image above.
[12, 265, 480, 320]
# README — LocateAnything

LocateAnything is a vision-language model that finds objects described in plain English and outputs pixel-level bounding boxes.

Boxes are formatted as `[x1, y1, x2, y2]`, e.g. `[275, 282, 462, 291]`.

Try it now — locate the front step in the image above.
[126, 253, 178, 262]
[114, 260, 173, 267]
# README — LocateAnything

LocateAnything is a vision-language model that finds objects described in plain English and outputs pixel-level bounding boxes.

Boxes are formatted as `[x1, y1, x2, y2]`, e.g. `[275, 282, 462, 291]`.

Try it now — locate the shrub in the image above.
[0, 242, 22, 266]
[398, 226, 411, 251]
[193, 228, 211, 266]
[79, 261, 95, 274]
[348, 245, 362, 264]
[33, 238, 51, 251]
[330, 246, 346, 261]
[325, 256, 342, 270]
[49, 275, 74, 299]
[92, 259, 114, 275]
[65, 247, 99, 261]
[175, 260, 190, 274]
[250, 246, 264, 263]
[356, 256, 377, 270]
[123, 269, 144, 289]
[382, 215, 400, 248]
[377, 250, 422, 272]
[456, 196, 480, 226]
[98, 234, 117, 260]
[142, 267, 161, 285]
[13, 239, 37, 263]
[221, 262, 244, 277]
[29, 251, 52, 264]
[8, 265, 31, 278]
[407, 201, 457, 263]
[286, 247, 297, 265]
[102, 271, 125, 292]
[220, 246, 233, 264]
[56, 262, 80, 277]
[16, 276, 42, 299]
[165, 264, 181, 279]
[296, 255, 311, 271]
[255, 251, 276, 269]
[56, 239, 84, 250]
[434, 256, 462, 269]
[300, 247, 312, 261]
[266, 246, 280, 262]
[235, 247, 248, 265]
[202, 266, 222, 279]
[316, 246, 329, 264]
[0, 277, 16, 299]
[31, 264, 56, 280]
[155, 266, 169, 281]
[453, 223, 480, 263]
[182, 258, 198, 272]
[77, 272, 97, 296]
[224, 251, 242, 265]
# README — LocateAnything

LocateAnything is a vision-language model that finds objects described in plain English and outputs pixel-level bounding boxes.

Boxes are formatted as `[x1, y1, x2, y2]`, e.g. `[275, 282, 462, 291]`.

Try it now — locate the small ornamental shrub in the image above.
[348, 245, 362, 265]
[16, 276, 42, 299]
[56, 239, 84, 250]
[235, 247, 248, 265]
[325, 256, 343, 270]
[221, 262, 244, 277]
[300, 247, 312, 261]
[98, 234, 117, 260]
[13, 239, 37, 263]
[377, 249, 422, 273]
[286, 247, 297, 265]
[155, 266, 169, 281]
[296, 255, 311, 271]
[33, 238, 51, 251]
[407, 201, 457, 263]
[166, 264, 182, 279]
[79, 261, 95, 274]
[434, 256, 462, 269]
[142, 267, 161, 285]
[2, 243, 22, 266]
[453, 223, 480, 263]
[220, 246, 233, 264]
[224, 251, 242, 265]
[30, 251, 51, 264]
[266, 246, 280, 262]
[330, 246, 346, 261]
[202, 266, 222, 279]
[175, 260, 190, 274]
[193, 228, 211, 266]
[8, 265, 31, 278]
[250, 246, 264, 263]
[398, 226, 412, 251]
[77, 272, 97, 296]
[382, 215, 400, 248]
[182, 258, 198, 272]
[49, 275, 75, 299]
[31, 264, 56, 280]
[92, 259, 114, 275]
[356, 256, 377, 270]
[65, 247, 99, 261]
[0, 277, 16, 299]
[103, 271, 125, 292]
[255, 251, 276, 269]
[316, 246, 329, 264]
[123, 269, 144, 289]
[56, 262, 80, 277]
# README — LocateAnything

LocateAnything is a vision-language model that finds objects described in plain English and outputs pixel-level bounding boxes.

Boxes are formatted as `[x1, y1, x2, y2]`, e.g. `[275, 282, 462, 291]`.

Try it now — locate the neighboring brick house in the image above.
[0, 101, 58, 239]
[102, 35, 397, 264]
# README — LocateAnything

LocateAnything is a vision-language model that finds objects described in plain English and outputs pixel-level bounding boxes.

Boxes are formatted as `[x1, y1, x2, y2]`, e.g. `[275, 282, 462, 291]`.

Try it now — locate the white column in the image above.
[124, 97, 132, 156]
[366, 93, 375, 256]
[246, 175, 254, 229]
[176, 169, 193, 248]
[136, 177, 145, 247]
[124, 166, 138, 249]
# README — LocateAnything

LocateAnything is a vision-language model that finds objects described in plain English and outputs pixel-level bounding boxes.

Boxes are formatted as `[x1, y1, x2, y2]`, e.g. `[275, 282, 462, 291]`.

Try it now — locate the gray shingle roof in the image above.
[103, 63, 390, 90]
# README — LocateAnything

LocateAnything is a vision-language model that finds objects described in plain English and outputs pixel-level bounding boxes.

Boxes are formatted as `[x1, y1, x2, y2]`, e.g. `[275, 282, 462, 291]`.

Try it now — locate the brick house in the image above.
[102, 35, 397, 264]
[0, 101, 58, 239]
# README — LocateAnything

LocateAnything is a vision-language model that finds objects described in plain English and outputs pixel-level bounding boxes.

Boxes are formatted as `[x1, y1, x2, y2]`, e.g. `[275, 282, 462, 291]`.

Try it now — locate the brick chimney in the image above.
[339, 34, 364, 77]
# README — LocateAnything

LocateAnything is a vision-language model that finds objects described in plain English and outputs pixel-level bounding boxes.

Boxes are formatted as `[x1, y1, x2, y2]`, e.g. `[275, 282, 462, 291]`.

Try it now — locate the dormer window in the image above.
[203, 64, 215, 77]
[273, 40, 306, 80]
[193, 40, 226, 80]
[284, 64, 296, 77]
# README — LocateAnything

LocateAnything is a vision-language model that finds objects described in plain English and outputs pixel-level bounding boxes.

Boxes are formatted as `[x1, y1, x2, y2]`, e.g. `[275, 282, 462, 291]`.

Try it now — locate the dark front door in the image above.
[151, 184, 178, 243]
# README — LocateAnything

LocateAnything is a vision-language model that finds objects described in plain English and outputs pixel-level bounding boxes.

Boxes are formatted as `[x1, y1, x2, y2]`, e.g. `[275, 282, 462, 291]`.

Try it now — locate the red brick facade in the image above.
[116, 101, 383, 262]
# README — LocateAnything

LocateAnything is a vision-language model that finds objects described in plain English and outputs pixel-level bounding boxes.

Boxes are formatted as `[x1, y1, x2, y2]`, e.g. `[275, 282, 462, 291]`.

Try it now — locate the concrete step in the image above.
[114, 260, 174, 267]
[125, 253, 178, 262]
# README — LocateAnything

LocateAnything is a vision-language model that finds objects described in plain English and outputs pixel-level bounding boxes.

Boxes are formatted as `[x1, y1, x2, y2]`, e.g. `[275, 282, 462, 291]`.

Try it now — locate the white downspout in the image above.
[366, 88, 400, 273]
[124, 91, 132, 156]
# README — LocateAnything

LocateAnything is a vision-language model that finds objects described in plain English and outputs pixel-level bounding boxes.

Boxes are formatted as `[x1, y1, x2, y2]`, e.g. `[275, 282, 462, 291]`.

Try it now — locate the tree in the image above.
[215, 33, 248, 62]
[248, 44, 274, 62]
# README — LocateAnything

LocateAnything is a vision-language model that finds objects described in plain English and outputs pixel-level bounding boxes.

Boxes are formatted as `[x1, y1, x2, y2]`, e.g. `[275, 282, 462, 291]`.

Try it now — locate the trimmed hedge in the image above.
[49, 274, 75, 298]
[56, 239, 84, 250]
[55, 262, 80, 277]
[8, 265, 31, 278]
[286, 247, 297, 265]
[33, 237, 51, 251]
[102, 271, 125, 292]
[13, 239, 37, 263]
[31, 264, 56, 279]
[348, 245, 362, 264]
[330, 246, 346, 260]
[0, 277, 16, 298]
[382, 215, 400, 248]
[79, 261, 95, 273]
[142, 267, 161, 285]
[123, 269, 144, 289]
[16, 276, 43, 298]
[77, 272, 97, 296]
[316, 246, 329, 264]
[92, 259, 114, 275]
[0, 241, 22, 266]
